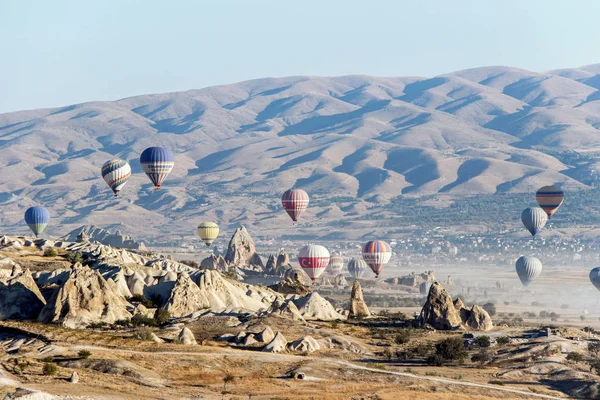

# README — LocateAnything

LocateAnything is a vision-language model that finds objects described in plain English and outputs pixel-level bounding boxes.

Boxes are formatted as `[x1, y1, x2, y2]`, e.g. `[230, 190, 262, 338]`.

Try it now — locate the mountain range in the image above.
[1, 64, 600, 241]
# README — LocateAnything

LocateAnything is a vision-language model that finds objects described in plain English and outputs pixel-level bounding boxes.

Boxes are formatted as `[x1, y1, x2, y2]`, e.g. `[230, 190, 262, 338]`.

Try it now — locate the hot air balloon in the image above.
[196, 222, 219, 247]
[348, 258, 367, 279]
[536, 185, 564, 218]
[281, 189, 309, 223]
[328, 253, 344, 275]
[521, 207, 548, 237]
[24, 206, 50, 237]
[590, 267, 600, 291]
[297, 244, 330, 282]
[140, 147, 175, 189]
[515, 256, 542, 287]
[362, 240, 392, 277]
[101, 159, 131, 196]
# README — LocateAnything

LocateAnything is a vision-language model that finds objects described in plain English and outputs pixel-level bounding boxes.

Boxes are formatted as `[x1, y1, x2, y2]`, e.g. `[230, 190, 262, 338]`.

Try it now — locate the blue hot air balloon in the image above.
[140, 147, 175, 189]
[24, 206, 50, 237]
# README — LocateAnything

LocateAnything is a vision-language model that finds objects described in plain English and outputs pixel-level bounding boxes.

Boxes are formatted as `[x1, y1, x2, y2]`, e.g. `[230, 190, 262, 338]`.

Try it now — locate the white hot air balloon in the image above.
[521, 207, 547, 237]
[515, 256, 542, 287]
[297, 244, 330, 283]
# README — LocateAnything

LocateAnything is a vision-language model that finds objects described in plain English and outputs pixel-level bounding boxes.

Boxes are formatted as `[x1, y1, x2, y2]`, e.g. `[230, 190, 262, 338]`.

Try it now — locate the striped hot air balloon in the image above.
[348, 258, 367, 279]
[515, 256, 542, 287]
[140, 147, 175, 189]
[281, 189, 309, 223]
[196, 222, 219, 247]
[297, 244, 330, 282]
[521, 207, 547, 237]
[536, 185, 564, 218]
[362, 240, 392, 277]
[24, 206, 50, 237]
[328, 253, 344, 275]
[101, 159, 131, 196]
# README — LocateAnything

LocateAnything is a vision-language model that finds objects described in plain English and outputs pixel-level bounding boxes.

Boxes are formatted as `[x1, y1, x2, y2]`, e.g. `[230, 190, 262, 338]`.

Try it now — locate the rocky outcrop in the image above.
[264, 255, 277, 274]
[453, 297, 465, 311]
[262, 331, 287, 353]
[162, 275, 208, 318]
[178, 327, 197, 345]
[38, 264, 132, 328]
[0, 269, 46, 320]
[267, 299, 305, 322]
[288, 336, 320, 353]
[255, 326, 275, 343]
[293, 292, 344, 321]
[348, 280, 370, 319]
[333, 274, 347, 288]
[464, 305, 493, 331]
[224, 226, 263, 269]
[386, 270, 436, 287]
[69, 371, 79, 383]
[276, 250, 291, 275]
[64, 225, 145, 250]
[269, 277, 311, 296]
[77, 231, 89, 243]
[200, 254, 228, 272]
[419, 281, 462, 330]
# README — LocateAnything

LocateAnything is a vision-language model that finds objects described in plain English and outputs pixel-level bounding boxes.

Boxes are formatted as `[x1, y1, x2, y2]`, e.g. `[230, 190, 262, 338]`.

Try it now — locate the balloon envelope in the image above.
[362, 240, 392, 277]
[347, 258, 367, 279]
[281, 189, 309, 222]
[297, 244, 330, 282]
[515, 256, 542, 287]
[536, 185, 564, 218]
[521, 207, 548, 237]
[101, 159, 131, 196]
[196, 222, 219, 247]
[140, 147, 175, 189]
[328, 254, 344, 275]
[590, 267, 600, 291]
[24, 206, 50, 237]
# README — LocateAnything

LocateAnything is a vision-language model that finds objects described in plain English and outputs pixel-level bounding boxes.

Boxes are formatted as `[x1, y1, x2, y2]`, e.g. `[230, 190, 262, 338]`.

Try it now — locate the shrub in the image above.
[43, 363, 57, 376]
[131, 314, 157, 327]
[567, 352, 584, 363]
[87, 322, 107, 329]
[154, 309, 171, 326]
[78, 350, 91, 359]
[134, 328, 154, 341]
[488, 380, 505, 386]
[383, 347, 394, 360]
[589, 342, 600, 356]
[394, 329, 412, 345]
[409, 343, 433, 358]
[130, 294, 154, 308]
[65, 251, 83, 264]
[43, 248, 57, 257]
[539, 311, 549, 318]
[475, 336, 491, 348]
[523, 312, 536, 318]
[471, 349, 493, 365]
[482, 303, 496, 317]
[41, 356, 54, 363]
[426, 354, 445, 366]
[434, 337, 467, 363]
[496, 336, 510, 346]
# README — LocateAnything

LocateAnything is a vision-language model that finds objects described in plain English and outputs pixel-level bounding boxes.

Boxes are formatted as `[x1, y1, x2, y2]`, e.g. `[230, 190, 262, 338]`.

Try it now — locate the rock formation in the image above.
[224, 226, 263, 269]
[64, 225, 145, 250]
[264, 255, 277, 274]
[333, 274, 347, 288]
[267, 299, 305, 322]
[255, 326, 275, 343]
[268, 277, 311, 296]
[419, 281, 463, 330]
[464, 305, 493, 331]
[69, 371, 79, 383]
[276, 250, 291, 275]
[178, 327, 197, 345]
[262, 331, 287, 353]
[150, 332, 163, 343]
[38, 264, 132, 328]
[200, 254, 228, 272]
[348, 280, 370, 319]
[288, 336, 320, 353]
[76, 230, 89, 243]
[293, 292, 345, 321]
[162, 275, 207, 317]
[0, 269, 46, 320]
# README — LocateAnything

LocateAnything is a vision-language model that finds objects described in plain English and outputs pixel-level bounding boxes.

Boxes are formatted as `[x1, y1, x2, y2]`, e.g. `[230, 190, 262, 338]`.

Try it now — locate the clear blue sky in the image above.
[1, 0, 599, 114]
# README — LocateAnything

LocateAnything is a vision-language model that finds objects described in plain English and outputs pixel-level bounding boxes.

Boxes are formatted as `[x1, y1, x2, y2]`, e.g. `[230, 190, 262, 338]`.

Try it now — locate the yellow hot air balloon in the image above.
[196, 222, 219, 247]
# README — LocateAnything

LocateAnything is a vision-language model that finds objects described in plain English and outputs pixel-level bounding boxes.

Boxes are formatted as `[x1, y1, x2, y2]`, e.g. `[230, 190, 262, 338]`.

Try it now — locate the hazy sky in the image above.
[1, 0, 599, 113]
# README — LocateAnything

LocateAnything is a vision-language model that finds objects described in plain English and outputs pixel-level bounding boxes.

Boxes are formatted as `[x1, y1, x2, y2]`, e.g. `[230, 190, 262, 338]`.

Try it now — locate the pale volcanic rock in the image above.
[162, 275, 208, 318]
[38, 264, 132, 328]
[178, 327, 197, 345]
[255, 326, 275, 343]
[293, 292, 344, 321]
[0, 269, 46, 320]
[200, 254, 228, 272]
[348, 280, 370, 319]
[262, 331, 287, 353]
[224, 226, 263, 269]
[267, 298, 305, 322]
[288, 336, 320, 353]
[419, 281, 463, 330]
[464, 304, 494, 331]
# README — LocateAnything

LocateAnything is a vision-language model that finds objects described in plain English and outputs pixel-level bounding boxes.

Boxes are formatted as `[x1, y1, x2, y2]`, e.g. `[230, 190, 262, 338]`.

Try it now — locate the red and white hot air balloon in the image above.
[297, 244, 330, 282]
[281, 189, 309, 224]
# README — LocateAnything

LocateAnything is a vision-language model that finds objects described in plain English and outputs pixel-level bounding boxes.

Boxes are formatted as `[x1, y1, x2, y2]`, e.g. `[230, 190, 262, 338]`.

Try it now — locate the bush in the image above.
[589, 342, 600, 356]
[41, 356, 54, 363]
[434, 337, 467, 363]
[130, 294, 154, 308]
[134, 328, 154, 341]
[567, 352, 584, 363]
[539, 311, 549, 318]
[131, 314, 157, 327]
[488, 380, 505, 386]
[87, 322, 107, 329]
[43, 247, 57, 257]
[65, 251, 83, 264]
[496, 336, 510, 346]
[426, 354, 445, 366]
[43, 363, 57, 376]
[482, 303, 496, 317]
[394, 329, 412, 345]
[475, 336, 491, 348]
[78, 350, 91, 359]
[471, 349, 493, 365]
[154, 309, 171, 326]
